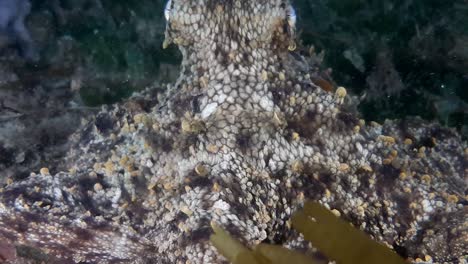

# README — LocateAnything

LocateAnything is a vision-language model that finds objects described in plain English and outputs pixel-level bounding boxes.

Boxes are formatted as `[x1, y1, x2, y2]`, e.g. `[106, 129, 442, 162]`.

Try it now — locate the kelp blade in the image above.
[210, 201, 407, 264]
[292, 201, 408, 264]
[210, 222, 251, 262]
[210, 223, 317, 264]
[254, 244, 318, 264]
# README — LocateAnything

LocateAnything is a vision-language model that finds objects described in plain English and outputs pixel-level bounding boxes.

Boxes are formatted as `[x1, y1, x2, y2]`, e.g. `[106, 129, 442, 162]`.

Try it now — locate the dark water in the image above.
[294, 0, 467, 135]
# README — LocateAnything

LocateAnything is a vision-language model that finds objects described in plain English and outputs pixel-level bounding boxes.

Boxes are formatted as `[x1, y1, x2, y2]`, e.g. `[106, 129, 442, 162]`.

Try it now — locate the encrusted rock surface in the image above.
[0, 1, 466, 263]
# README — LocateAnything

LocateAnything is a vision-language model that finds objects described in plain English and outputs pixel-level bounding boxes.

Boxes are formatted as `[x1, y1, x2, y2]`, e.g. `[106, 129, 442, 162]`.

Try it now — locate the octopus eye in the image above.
[286, 4, 297, 28]
[164, 0, 172, 21]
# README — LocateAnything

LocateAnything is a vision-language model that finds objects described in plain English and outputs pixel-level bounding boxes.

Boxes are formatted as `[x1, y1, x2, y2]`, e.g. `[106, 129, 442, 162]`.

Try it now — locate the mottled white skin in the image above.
[0, 0, 466, 264]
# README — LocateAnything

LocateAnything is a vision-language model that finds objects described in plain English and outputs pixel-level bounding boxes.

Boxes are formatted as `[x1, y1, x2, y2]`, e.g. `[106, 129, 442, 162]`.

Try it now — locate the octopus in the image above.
[0, 0, 466, 263]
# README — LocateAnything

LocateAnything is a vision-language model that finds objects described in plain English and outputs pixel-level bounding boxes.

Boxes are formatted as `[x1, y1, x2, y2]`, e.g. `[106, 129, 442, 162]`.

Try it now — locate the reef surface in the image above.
[0, 0, 466, 263]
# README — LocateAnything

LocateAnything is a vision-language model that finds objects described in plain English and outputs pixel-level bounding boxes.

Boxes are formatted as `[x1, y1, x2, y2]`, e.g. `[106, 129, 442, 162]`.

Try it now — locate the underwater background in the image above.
[1, 0, 467, 138]
[0, 1, 467, 262]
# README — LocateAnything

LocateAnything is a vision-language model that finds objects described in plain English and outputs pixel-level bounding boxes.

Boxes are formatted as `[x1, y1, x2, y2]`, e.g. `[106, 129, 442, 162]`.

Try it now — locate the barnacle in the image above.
[335, 86, 347, 104]
[278, 72, 286, 81]
[39, 167, 50, 176]
[195, 163, 209, 176]
[291, 132, 300, 141]
[291, 160, 304, 173]
[261, 70, 269, 81]
[181, 116, 206, 134]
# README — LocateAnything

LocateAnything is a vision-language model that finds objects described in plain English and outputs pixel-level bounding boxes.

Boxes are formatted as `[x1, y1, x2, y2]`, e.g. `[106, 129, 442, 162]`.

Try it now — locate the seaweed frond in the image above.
[211, 201, 408, 264]
[292, 201, 408, 264]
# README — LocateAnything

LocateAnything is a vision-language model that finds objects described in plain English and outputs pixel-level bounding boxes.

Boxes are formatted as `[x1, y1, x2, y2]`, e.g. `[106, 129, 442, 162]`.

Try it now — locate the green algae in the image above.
[210, 222, 317, 264]
[211, 201, 408, 264]
[292, 201, 408, 264]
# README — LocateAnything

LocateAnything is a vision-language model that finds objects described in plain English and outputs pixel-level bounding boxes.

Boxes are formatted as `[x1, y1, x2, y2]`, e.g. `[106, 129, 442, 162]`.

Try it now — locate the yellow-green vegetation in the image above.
[210, 201, 408, 264]
[210, 222, 317, 264]
[292, 202, 408, 264]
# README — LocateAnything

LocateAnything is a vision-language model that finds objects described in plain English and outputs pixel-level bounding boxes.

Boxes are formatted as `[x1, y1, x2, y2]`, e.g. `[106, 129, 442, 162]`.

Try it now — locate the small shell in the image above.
[278, 72, 286, 81]
[291, 160, 304, 173]
[261, 70, 268, 81]
[40, 167, 50, 176]
[291, 132, 300, 141]
[335, 86, 347, 104]
[195, 164, 209, 176]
